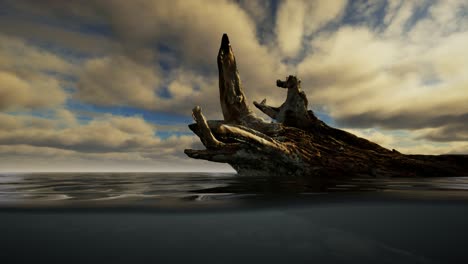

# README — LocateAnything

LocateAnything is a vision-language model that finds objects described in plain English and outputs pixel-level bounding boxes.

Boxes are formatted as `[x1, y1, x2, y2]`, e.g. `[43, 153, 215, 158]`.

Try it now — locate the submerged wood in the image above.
[184, 34, 468, 178]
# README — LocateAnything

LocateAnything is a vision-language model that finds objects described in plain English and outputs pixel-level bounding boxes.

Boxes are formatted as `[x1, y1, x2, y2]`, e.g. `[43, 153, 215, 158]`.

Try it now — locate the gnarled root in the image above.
[184, 106, 309, 175]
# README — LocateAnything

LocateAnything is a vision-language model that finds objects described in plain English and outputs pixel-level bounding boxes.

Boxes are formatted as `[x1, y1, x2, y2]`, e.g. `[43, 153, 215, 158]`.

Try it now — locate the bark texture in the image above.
[184, 34, 468, 178]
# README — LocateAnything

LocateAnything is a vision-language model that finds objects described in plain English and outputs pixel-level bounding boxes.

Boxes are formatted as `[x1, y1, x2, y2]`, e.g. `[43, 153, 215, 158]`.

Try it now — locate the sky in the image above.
[0, 0, 467, 172]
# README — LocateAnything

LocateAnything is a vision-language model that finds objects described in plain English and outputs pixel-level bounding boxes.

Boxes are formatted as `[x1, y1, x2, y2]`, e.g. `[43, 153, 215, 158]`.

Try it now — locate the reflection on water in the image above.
[1, 172, 468, 206]
[2, 172, 468, 263]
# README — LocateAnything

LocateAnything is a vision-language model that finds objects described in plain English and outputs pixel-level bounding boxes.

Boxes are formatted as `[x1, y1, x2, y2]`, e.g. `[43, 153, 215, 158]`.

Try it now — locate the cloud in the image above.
[347, 0, 387, 27]
[383, 0, 423, 36]
[102, 0, 260, 66]
[55, 109, 78, 127]
[237, 0, 270, 26]
[0, 33, 75, 73]
[0, 110, 195, 158]
[1, 0, 288, 117]
[0, 111, 233, 171]
[1, 0, 468, 171]
[416, 123, 468, 142]
[0, 17, 118, 56]
[76, 55, 161, 109]
[0, 70, 66, 111]
[0, 113, 161, 153]
[275, 0, 347, 58]
[396, 141, 468, 155]
[302, 0, 347, 35]
[298, 26, 400, 115]
[275, 0, 307, 58]
[297, 2, 468, 134]
[342, 127, 468, 155]
[0, 143, 231, 172]
[4, 0, 467, 128]
[408, 0, 468, 42]
[77, 59, 224, 117]
[68, 0, 293, 118]
[0, 34, 72, 110]
[342, 128, 396, 149]
[14, 0, 276, 118]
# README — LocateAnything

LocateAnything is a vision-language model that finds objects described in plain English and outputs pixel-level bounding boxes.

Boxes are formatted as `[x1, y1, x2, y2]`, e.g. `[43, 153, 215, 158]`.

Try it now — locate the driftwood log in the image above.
[184, 34, 468, 178]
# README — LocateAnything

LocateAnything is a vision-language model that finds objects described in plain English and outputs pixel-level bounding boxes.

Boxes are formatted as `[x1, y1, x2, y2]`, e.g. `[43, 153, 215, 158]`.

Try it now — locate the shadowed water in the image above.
[0, 172, 241, 207]
[1, 172, 468, 263]
[1, 172, 468, 207]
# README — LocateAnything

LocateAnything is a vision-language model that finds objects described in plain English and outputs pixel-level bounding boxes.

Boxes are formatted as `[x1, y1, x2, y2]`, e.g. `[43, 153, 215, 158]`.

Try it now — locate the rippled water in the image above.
[1, 172, 468, 207]
[2, 172, 468, 263]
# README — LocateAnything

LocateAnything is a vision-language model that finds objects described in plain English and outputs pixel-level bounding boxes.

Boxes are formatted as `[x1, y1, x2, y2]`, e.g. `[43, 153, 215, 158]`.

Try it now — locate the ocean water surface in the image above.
[1, 172, 468, 263]
[2, 172, 468, 206]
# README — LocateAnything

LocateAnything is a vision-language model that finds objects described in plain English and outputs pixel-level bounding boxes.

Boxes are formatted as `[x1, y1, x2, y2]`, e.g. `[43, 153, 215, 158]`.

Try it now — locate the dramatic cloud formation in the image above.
[0, 34, 71, 110]
[275, 0, 346, 58]
[0, 111, 220, 171]
[0, 0, 467, 171]
[298, 0, 468, 138]
[76, 55, 162, 109]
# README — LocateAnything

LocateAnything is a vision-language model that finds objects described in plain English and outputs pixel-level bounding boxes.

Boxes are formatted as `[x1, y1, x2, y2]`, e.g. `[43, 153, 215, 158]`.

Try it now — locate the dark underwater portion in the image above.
[1, 172, 468, 263]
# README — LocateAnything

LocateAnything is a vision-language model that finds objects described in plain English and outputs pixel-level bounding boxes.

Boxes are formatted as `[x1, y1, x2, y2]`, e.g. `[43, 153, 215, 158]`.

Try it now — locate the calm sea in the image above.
[2, 172, 468, 206]
[1, 172, 468, 263]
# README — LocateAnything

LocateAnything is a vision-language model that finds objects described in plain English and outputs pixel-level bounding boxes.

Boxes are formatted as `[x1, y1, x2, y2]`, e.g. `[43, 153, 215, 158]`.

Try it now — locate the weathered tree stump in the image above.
[184, 34, 468, 178]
